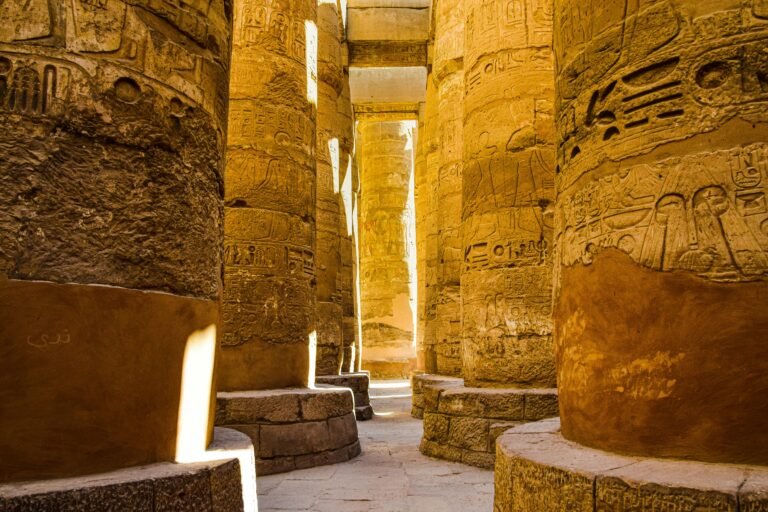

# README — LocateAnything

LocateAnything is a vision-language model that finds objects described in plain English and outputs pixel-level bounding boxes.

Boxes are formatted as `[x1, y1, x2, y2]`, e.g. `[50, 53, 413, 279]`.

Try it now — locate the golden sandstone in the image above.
[0, 0, 767, 510]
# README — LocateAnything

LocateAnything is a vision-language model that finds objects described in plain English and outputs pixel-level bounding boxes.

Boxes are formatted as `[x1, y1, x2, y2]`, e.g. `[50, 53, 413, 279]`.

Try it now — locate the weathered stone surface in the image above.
[494, 419, 768, 512]
[430, 0, 464, 378]
[300, 388, 354, 421]
[260, 422, 332, 458]
[0, 428, 254, 512]
[216, 388, 359, 476]
[315, 373, 373, 421]
[423, 413, 450, 442]
[553, 0, 768, 465]
[0, 0, 231, 483]
[462, 0, 556, 388]
[220, 0, 317, 391]
[420, 382, 558, 468]
[358, 120, 417, 378]
[448, 416, 490, 452]
[216, 391, 301, 425]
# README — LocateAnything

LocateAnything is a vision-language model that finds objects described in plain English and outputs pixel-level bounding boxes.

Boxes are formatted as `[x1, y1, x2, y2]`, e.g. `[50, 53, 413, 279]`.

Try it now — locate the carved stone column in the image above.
[553, 0, 768, 465]
[338, 71, 357, 373]
[494, 3, 768, 510]
[315, 0, 344, 376]
[0, 0, 231, 483]
[221, 0, 318, 390]
[414, 101, 428, 373]
[216, 0, 360, 475]
[461, 0, 556, 389]
[420, 0, 559, 468]
[422, 72, 441, 372]
[433, 0, 464, 377]
[358, 120, 416, 379]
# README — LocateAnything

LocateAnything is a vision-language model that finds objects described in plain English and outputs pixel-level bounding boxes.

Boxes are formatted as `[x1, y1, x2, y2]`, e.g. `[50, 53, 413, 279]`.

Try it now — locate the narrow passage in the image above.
[257, 381, 494, 512]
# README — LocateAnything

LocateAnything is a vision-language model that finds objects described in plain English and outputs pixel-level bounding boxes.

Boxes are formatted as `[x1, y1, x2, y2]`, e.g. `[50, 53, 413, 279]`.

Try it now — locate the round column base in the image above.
[410, 373, 464, 419]
[216, 388, 360, 476]
[316, 372, 373, 421]
[495, 418, 768, 512]
[420, 384, 558, 469]
[0, 428, 257, 512]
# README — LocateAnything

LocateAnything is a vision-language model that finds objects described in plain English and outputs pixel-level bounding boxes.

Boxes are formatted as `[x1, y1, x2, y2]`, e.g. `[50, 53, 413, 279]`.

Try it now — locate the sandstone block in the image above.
[328, 414, 360, 446]
[423, 413, 450, 442]
[448, 416, 490, 452]
[301, 389, 354, 421]
[259, 422, 331, 458]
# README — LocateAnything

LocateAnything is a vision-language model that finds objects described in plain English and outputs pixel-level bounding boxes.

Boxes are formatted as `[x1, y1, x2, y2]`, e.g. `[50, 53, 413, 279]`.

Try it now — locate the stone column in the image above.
[414, 102, 428, 371]
[220, 0, 318, 390]
[461, 0, 557, 388]
[216, 0, 360, 476]
[337, 71, 358, 373]
[0, 0, 230, 482]
[422, 72, 442, 373]
[553, 0, 768, 465]
[419, 0, 559, 467]
[315, 0, 344, 377]
[358, 120, 417, 379]
[433, 0, 464, 377]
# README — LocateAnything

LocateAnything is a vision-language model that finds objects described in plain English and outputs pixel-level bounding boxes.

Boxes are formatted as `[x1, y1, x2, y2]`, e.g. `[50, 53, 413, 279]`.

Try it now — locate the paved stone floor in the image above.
[257, 380, 495, 511]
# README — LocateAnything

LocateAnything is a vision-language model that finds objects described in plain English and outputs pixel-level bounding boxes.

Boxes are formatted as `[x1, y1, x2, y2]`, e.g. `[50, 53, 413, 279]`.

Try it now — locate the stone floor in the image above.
[257, 380, 495, 511]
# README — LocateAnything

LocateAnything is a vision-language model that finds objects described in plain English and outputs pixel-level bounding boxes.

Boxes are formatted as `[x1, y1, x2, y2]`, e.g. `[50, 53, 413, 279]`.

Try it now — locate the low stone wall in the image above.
[0, 428, 257, 512]
[495, 418, 768, 511]
[316, 372, 374, 420]
[411, 374, 463, 419]
[420, 385, 558, 468]
[216, 388, 361, 475]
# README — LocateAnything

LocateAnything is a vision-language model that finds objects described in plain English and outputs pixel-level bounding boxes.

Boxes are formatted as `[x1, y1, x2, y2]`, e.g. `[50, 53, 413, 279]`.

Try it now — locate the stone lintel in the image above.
[349, 41, 428, 67]
[495, 419, 768, 512]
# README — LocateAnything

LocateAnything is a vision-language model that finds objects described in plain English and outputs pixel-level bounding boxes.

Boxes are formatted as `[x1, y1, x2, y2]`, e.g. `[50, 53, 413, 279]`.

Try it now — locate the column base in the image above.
[495, 418, 768, 511]
[0, 428, 257, 512]
[316, 372, 374, 421]
[216, 388, 361, 476]
[410, 373, 463, 419]
[419, 384, 558, 469]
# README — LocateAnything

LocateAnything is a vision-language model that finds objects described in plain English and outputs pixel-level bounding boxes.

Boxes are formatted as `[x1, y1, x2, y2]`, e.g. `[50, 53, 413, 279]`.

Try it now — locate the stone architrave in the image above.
[553, 0, 768, 465]
[358, 120, 417, 379]
[462, 0, 557, 388]
[220, 0, 318, 390]
[315, 0, 345, 377]
[432, 0, 465, 377]
[0, 0, 231, 482]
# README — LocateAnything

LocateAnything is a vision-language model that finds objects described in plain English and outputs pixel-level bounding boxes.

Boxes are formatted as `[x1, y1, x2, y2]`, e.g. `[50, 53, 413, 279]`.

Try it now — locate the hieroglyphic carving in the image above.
[220, 0, 316, 389]
[348, 41, 428, 68]
[553, 1, 768, 465]
[431, 0, 465, 376]
[558, 144, 768, 281]
[554, 2, 768, 282]
[358, 120, 416, 378]
[462, 0, 556, 388]
[315, 0, 345, 375]
[0, 0, 231, 299]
